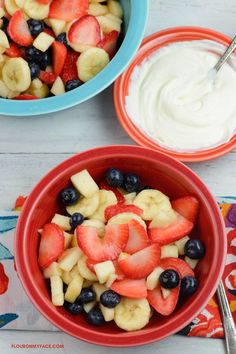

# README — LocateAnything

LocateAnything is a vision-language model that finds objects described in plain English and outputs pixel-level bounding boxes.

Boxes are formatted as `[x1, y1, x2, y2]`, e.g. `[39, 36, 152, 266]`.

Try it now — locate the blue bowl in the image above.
[0, 0, 148, 116]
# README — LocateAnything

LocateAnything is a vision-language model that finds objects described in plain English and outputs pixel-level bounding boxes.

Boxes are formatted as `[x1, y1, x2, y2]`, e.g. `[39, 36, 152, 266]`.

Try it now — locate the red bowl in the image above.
[114, 27, 236, 162]
[15, 145, 226, 346]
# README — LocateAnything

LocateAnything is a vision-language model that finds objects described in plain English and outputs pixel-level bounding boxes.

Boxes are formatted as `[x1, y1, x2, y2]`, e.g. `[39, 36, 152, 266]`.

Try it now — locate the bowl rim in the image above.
[15, 145, 226, 347]
[0, 0, 149, 116]
[113, 26, 236, 163]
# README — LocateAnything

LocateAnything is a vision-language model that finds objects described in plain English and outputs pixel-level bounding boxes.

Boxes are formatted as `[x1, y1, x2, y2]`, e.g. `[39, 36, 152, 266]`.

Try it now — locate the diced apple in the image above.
[71, 169, 99, 198]
[31, 78, 43, 89]
[89, 3, 108, 16]
[61, 270, 73, 285]
[50, 275, 64, 306]
[49, 18, 66, 36]
[99, 303, 115, 321]
[149, 209, 177, 228]
[175, 236, 190, 256]
[83, 301, 96, 313]
[77, 255, 98, 281]
[146, 266, 164, 290]
[124, 192, 136, 204]
[94, 260, 115, 284]
[64, 232, 72, 249]
[71, 233, 78, 247]
[51, 76, 65, 96]
[33, 32, 54, 52]
[96, 14, 121, 34]
[43, 262, 62, 279]
[92, 283, 107, 301]
[184, 256, 199, 269]
[105, 273, 118, 288]
[118, 252, 130, 261]
[70, 264, 80, 278]
[58, 247, 83, 271]
[51, 214, 71, 231]
[64, 274, 83, 303]
[161, 287, 171, 299]
[107, 0, 123, 18]
[161, 245, 179, 259]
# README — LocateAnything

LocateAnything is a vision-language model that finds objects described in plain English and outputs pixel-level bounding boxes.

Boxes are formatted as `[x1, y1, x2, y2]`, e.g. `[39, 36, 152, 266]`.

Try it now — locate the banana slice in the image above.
[133, 190, 172, 220]
[108, 212, 147, 229]
[90, 190, 117, 222]
[114, 298, 151, 331]
[2, 57, 31, 92]
[77, 47, 110, 82]
[4, 0, 20, 16]
[66, 192, 99, 218]
[15, 0, 26, 7]
[23, 0, 49, 20]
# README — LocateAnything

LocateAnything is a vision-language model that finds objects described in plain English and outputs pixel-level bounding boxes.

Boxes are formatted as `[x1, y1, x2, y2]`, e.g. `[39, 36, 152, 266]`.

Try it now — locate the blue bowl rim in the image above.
[0, 0, 149, 117]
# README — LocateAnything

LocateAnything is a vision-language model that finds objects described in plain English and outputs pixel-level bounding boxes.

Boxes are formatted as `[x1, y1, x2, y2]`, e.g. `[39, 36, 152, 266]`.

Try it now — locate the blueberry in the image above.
[123, 173, 141, 192]
[184, 239, 205, 259]
[39, 50, 52, 70]
[64, 300, 83, 315]
[160, 269, 180, 289]
[181, 276, 198, 295]
[69, 212, 84, 229]
[86, 307, 105, 326]
[29, 62, 40, 79]
[59, 187, 79, 206]
[100, 290, 121, 308]
[56, 32, 69, 49]
[27, 19, 44, 37]
[25, 46, 43, 63]
[105, 168, 124, 188]
[77, 288, 96, 304]
[65, 79, 82, 92]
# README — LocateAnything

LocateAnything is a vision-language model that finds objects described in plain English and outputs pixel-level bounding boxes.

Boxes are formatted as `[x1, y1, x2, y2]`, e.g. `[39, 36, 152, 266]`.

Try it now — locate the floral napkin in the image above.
[0, 196, 235, 338]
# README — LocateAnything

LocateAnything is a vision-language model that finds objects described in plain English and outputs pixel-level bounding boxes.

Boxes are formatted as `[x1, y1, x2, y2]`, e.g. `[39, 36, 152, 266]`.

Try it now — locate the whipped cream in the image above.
[125, 40, 236, 152]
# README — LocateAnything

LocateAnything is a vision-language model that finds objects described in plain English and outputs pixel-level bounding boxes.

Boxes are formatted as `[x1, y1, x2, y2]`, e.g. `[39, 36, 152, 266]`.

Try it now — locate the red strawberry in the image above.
[160, 257, 195, 278]
[104, 204, 143, 221]
[111, 278, 147, 298]
[97, 30, 119, 59]
[67, 15, 101, 47]
[52, 41, 67, 76]
[99, 181, 125, 204]
[14, 94, 39, 100]
[0, 263, 9, 294]
[38, 223, 64, 269]
[43, 27, 55, 37]
[39, 71, 57, 85]
[76, 224, 129, 262]
[124, 219, 150, 254]
[147, 284, 180, 316]
[113, 260, 125, 280]
[7, 10, 33, 47]
[149, 214, 193, 245]
[61, 50, 79, 83]
[37, 0, 51, 4]
[172, 196, 199, 223]
[49, 0, 88, 22]
[86, 258, 96, 274]
[118, 244, 161, 279]
[5, 42, 22, 57]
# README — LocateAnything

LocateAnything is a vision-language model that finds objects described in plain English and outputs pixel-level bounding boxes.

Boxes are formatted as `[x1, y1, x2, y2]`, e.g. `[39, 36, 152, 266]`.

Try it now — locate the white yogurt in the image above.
[125, 40, 236, 152]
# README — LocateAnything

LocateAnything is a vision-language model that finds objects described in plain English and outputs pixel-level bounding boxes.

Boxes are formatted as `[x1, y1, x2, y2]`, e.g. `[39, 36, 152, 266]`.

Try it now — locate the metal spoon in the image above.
[212, 35, 236, 74]
[217, 281, 236, 354]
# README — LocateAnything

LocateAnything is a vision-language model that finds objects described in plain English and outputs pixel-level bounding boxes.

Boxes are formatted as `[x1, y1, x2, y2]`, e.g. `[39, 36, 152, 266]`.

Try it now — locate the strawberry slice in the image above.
[37, 0, 51, 4]
[111, 278, 147, 298]
[76, 224, 129, 262]
[149, 214, 193, 245]
[160, 257, 195, 278]
[147, 284, 180, 316]
[43, 27, 55, 38]
[7, 10, 33, 47]
[104, 204, 143, 221]
[98, 30, 119, 59]
[14, 94, 39, 100]
[5, 42, 22, 58]
[99, 181, 125, 204]
[49, 0, 88, 22]
[86, 258, 97, 274]
[124, 219, 150, 254]
[172, 196, 199, 223]
[113, 260, 125, 280]
[52, 41, 67, 76]
[118, 244, 161, 279]
[61, 50, 79, 83]
[0, 263, 9, 295]
[67, 15, 101, 47]
[38, 223, 64, 269]
[39, 71, 57, 85]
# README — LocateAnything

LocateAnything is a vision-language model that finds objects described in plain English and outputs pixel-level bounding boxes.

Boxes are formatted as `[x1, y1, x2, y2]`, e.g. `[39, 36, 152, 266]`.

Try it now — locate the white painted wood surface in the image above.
[0, 0, 235, 352]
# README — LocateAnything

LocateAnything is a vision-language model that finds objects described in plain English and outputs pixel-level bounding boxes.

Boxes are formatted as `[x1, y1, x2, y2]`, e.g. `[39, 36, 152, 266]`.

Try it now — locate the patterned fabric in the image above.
[0, 196, 235, 337]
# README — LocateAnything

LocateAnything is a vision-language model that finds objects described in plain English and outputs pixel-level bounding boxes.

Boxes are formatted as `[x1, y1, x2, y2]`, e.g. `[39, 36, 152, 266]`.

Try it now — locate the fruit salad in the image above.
[0, 0, 123, 99]
[38, 168, 205, 332]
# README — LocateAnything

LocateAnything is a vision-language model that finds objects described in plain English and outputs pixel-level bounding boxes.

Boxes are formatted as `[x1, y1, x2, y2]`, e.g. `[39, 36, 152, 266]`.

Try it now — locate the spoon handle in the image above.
[217, 281, 236, 354]
[214, 35, 236, 72]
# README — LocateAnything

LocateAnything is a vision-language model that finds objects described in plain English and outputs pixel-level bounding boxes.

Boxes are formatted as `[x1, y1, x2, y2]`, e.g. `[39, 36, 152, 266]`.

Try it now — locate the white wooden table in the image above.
[1, 0, 235, 352]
